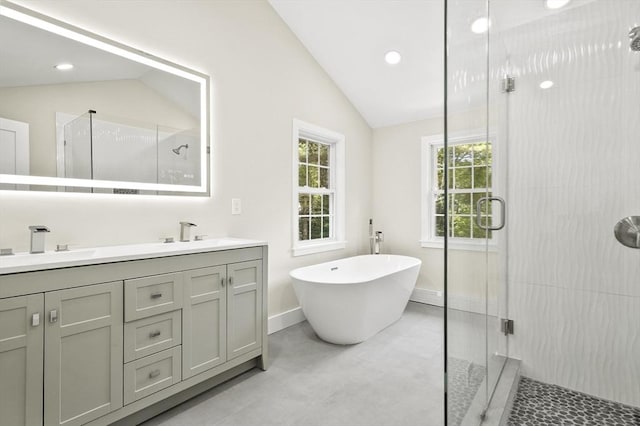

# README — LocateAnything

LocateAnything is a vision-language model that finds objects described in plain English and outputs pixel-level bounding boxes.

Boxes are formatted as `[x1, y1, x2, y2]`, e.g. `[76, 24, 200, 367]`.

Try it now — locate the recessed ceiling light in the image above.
[54, 63, 74, 71]
[539, 80, 554, 89]
[545, 0, 571, 9]
[471, 17, 490, 34]
[384, 50, 402, 65]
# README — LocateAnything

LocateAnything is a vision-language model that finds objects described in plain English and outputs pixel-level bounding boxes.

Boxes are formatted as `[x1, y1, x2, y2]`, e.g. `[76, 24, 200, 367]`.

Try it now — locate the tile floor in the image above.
[137, 302, 640, 426]
[447, 358, 486, 426]
[143, 302, 445, 426]
[508, 377, 640, 426]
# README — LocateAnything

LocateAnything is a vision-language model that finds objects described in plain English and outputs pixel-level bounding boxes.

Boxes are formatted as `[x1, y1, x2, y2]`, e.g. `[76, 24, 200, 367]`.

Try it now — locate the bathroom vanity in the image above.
[0, 239, 268, 426]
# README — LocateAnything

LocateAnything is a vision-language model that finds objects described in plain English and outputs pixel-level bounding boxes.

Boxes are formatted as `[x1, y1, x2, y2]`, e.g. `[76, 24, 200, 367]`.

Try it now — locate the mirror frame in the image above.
[0, 1, 210, 195]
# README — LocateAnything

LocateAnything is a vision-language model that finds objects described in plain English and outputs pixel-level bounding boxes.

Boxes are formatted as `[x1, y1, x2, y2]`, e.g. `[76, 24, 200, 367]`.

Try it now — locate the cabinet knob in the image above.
[221, 277, 225, 287]
[229, 276, 233, 286]
[49, 309, 58, 324]
[148, 369, 161, 379]
[150, 292, 163, 299]
[149, 330, 161, 338]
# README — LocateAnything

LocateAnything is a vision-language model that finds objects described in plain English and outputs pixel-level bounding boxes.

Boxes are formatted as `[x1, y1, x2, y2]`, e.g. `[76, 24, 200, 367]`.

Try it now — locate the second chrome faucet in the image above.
[28, 225, 50, 254]
[179, 221, 197, 242]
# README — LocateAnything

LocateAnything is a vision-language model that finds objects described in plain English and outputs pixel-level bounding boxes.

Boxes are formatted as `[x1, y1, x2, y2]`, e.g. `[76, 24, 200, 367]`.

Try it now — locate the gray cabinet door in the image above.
[182, 266, 227, 379]
[44, 281, 123, 426]
[227, 260, 262, 360]
[0, 294, 44, 426]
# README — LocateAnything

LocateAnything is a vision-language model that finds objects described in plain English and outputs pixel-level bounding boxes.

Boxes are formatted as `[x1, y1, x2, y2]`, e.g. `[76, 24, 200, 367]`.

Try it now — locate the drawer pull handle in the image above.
[148, 369, 161, 379]
[221, 277, 225, 287]
[149, 330, 161, 338]
[150, 292, 163, 299]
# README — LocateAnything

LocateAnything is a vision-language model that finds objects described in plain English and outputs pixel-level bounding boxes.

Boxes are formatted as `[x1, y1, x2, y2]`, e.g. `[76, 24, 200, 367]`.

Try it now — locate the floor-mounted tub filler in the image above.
[290, 254, 421, 344]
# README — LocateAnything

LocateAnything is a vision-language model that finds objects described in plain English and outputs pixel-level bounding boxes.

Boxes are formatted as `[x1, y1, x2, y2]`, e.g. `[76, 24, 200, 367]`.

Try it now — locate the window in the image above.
[292, 119, 345, 256]
[421, 133, 495, 250]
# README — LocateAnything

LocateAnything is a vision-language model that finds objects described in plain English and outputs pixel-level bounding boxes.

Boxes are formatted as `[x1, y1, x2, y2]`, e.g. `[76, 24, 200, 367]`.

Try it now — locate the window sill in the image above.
[292, 240, 347, 257]
[420, 239, 497, 252]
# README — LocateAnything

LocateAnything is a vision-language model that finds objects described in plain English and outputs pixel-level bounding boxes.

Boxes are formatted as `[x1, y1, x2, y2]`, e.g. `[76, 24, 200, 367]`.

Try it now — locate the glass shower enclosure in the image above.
[61, 110, 200, 193]
[445, 0, 640, 424]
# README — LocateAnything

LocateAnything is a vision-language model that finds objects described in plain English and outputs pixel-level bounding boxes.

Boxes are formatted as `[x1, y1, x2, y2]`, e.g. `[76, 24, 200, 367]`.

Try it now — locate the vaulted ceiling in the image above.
[268, 0, 598, 129]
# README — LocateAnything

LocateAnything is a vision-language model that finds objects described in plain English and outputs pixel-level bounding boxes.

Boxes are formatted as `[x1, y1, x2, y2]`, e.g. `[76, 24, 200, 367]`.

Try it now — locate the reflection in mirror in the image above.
[0, 1, 209, 195]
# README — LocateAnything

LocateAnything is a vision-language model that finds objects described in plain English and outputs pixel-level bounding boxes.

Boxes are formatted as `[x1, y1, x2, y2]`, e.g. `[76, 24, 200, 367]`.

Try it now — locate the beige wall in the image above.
[0, 79, 198, 178]
[0, 0, 372, 318]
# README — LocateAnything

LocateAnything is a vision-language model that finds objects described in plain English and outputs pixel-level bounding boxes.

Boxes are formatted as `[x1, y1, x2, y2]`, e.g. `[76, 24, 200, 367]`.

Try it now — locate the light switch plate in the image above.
[231, 198, 242, 215]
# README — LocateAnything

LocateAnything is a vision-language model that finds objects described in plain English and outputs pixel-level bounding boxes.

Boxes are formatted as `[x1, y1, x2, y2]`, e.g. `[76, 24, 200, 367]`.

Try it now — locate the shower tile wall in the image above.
[502, 0, 640, 407]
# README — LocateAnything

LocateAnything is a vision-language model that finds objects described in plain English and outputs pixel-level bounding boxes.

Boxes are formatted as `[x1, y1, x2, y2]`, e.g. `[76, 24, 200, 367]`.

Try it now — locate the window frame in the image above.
[421, 131, 498, 251]
[292, 119, 346, 256]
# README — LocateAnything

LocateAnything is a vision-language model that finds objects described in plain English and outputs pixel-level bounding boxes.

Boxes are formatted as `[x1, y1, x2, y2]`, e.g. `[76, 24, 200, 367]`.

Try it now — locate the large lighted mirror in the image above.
[0, 1, 209, 195]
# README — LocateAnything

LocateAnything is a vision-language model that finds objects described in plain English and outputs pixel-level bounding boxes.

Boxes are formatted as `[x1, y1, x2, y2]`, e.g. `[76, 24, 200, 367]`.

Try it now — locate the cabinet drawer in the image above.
[124, 346, 181, 405]
[125, 273, 183, 321]
[124, 310, 181, 362]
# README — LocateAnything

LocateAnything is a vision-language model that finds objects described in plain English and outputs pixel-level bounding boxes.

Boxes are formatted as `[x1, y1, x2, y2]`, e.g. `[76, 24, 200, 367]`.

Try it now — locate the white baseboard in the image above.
[268, 306, 306, 335]
[410, 287, 444, 306]
[410, 287, 497, 315]
[449, 294, 498, 315]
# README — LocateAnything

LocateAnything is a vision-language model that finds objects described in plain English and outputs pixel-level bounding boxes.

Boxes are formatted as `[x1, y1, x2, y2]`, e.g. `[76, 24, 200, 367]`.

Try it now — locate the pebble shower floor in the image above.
[507, 377, 640, 425]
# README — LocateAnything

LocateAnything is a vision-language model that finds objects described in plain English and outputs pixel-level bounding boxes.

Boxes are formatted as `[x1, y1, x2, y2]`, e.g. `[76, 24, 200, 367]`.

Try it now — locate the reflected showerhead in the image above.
[172, 144, 189, 155]
[630, 26, 640, 52]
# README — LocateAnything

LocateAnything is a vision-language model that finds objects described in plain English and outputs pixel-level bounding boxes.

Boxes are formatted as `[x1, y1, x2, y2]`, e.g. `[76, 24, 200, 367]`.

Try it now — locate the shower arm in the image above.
[172, 144, 189, 155]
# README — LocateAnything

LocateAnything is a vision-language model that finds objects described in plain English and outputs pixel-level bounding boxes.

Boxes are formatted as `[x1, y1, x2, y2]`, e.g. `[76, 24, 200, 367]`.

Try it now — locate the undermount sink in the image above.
[1, 249, 97, 268]
[0, 237, 266, 275]
[110, 238, 248, 253]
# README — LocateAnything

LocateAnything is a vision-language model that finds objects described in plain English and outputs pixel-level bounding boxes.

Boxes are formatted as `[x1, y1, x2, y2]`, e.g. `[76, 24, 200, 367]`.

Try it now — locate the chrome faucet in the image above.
[179, 222, 197, 242]
[368, 219, 384, 255]
[374, 231, 384, 255]
[369, 219, 375, 254]
[28, 225, 50, 254]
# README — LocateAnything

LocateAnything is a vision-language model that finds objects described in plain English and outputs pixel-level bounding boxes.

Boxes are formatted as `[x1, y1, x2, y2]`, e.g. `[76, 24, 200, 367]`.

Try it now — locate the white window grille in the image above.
[421, 132, 495, 250]
[292, 119, 345, 256]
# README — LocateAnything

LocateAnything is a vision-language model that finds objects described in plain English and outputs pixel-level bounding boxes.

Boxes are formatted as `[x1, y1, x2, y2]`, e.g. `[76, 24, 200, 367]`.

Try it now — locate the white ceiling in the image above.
[269, 0, 444, 129]
[268, 0, 598, 129]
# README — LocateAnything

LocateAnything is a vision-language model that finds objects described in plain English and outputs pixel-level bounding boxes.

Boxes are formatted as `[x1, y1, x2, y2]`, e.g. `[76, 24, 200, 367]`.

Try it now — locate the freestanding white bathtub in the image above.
[290, 254, 421, 345]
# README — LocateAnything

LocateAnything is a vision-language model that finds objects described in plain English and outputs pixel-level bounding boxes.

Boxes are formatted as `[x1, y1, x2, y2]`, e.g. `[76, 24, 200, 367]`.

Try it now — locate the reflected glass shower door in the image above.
[63, 112, 92, 181]
[445, 0, 509, 424]
[63, 112, 93, 193]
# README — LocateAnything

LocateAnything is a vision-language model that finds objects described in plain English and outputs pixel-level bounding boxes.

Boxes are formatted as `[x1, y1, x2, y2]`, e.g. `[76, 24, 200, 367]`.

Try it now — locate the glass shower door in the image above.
[445, 0, 510, 424]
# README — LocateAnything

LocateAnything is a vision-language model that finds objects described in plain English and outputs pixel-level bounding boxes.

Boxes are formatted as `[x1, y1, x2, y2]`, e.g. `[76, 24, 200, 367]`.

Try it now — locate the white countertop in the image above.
[0, 238, 267, 275]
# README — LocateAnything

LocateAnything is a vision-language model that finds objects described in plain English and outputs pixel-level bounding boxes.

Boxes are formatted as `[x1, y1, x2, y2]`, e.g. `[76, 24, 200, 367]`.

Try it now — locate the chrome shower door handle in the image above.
[475, 196, 506, 231]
